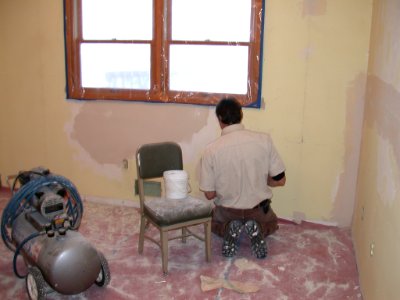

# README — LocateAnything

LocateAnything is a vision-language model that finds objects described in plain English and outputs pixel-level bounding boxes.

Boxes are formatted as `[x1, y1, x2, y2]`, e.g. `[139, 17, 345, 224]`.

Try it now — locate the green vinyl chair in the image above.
[135, 141, 212, 274]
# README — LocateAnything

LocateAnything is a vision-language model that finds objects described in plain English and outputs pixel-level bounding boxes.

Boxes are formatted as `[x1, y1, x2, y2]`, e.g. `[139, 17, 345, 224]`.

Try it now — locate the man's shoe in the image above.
[222, 220, 244, 257]
[244, 220, 267, 259]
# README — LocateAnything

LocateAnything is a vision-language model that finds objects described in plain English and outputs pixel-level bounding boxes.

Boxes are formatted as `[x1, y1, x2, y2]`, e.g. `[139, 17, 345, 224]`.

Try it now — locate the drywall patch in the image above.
[302, 0, 327, 17]
[330, 73, 367, 227]
[67, 101, 210, 168]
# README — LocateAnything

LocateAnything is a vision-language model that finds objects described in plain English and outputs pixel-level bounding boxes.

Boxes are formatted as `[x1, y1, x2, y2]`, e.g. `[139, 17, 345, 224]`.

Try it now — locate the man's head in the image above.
[215, 98, 243, 127]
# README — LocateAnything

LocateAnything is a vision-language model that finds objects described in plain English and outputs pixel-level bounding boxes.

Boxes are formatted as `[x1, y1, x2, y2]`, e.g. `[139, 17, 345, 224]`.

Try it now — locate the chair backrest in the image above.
[136, 142, 183, 180]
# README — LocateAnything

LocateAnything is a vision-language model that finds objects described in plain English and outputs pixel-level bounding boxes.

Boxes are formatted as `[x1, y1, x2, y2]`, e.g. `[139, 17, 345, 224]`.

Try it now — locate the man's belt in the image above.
[253, 199, 270, 213]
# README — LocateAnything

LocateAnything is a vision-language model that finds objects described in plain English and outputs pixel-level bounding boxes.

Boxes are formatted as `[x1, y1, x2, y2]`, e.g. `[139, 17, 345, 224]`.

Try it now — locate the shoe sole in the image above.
[245, 220, 267, 259]
[222, 220, 243, 257]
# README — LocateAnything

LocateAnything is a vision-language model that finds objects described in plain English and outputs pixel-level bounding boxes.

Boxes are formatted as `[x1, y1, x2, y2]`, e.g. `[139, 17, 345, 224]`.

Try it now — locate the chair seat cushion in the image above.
[144, 196, 212, 226]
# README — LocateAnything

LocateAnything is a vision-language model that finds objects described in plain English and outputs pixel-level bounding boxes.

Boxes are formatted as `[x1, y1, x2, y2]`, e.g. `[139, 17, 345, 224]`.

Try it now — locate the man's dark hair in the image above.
[215, 98, 243, 125]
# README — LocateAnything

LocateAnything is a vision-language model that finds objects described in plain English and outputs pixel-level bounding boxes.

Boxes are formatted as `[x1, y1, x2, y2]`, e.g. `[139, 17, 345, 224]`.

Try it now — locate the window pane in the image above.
[170, 45, 248, 94]
[82, 0, 152, 40]
[172, 0, 251, 42]
[81, 43, 150, 90]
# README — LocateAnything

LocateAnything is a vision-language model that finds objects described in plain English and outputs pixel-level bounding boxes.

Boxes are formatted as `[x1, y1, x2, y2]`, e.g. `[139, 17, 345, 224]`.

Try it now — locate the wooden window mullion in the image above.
[152, 0, 164, 101]
[163, 0, 172, 101]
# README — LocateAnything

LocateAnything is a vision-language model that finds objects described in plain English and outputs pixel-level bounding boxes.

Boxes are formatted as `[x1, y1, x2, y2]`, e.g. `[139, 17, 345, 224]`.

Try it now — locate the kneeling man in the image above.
[200, 98, 286, 259]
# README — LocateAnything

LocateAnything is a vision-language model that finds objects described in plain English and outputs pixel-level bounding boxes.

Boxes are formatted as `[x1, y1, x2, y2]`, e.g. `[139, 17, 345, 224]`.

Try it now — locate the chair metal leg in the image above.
[182, 227, 187, 243]
[160, 230, 169, 275]
[138, 214, 146, 254]
[204, 220, 212, 262]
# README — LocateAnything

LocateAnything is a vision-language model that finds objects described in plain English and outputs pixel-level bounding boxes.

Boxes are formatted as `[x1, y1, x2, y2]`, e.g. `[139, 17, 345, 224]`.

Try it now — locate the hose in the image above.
[1, 174, 83, 251]
[12, 231, 44, 278]
[11, 170, 48, 195]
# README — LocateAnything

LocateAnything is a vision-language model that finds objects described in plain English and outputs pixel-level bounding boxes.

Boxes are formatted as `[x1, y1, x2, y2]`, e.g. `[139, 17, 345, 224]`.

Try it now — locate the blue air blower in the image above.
[1, 167, 110, 300]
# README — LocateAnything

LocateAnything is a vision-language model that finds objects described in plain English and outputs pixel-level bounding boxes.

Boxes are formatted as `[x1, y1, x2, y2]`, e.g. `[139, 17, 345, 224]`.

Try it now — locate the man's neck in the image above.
[219, 121, 228, 129]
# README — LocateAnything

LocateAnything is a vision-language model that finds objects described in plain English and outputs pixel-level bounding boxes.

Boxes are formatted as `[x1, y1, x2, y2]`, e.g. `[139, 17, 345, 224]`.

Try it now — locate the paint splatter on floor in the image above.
[0, 189, 362, 299]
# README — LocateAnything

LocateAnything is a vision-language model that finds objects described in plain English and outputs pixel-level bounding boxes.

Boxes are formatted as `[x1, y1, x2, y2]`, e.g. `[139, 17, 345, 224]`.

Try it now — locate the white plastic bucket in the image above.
[163, 170, 191, 199]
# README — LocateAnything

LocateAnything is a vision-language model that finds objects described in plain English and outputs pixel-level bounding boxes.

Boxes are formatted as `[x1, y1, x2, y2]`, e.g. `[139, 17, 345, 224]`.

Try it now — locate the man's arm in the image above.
[267, 171, 286, 187]
[203, 191, 217, 200]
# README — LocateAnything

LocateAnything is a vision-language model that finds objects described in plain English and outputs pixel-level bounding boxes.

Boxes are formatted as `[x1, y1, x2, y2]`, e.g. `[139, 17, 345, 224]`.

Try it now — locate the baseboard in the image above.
[83, 195, 139, 208]
[279, 216, 338, 227]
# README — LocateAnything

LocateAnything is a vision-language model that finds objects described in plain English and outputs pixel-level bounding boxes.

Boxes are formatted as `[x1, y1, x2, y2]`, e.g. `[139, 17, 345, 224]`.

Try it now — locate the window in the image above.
[64, 0, 265, 106]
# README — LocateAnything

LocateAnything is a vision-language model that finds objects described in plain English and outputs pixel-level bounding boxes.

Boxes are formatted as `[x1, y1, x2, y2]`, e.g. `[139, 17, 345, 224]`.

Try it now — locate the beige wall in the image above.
[352, 0, 400, 299]
[0, 0, 372, 228]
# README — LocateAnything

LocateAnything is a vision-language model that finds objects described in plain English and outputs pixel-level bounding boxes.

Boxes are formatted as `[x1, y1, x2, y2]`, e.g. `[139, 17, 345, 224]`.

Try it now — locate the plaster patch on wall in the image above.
[302, 46, 314, 61]
[181, 110, 219, 164]
[369, 0, 400, 88]
[66, 101, 211, 175]
[293, 211, 306, 224]
[64, 104, 122, 179]
[302, 0, 327, 17]
[330, 73, 367, 227]
[365, 76, 400, 172]
[330, 175, 340, 204]
[377, 136, 400, 206]
[360, 75, 400, 209]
